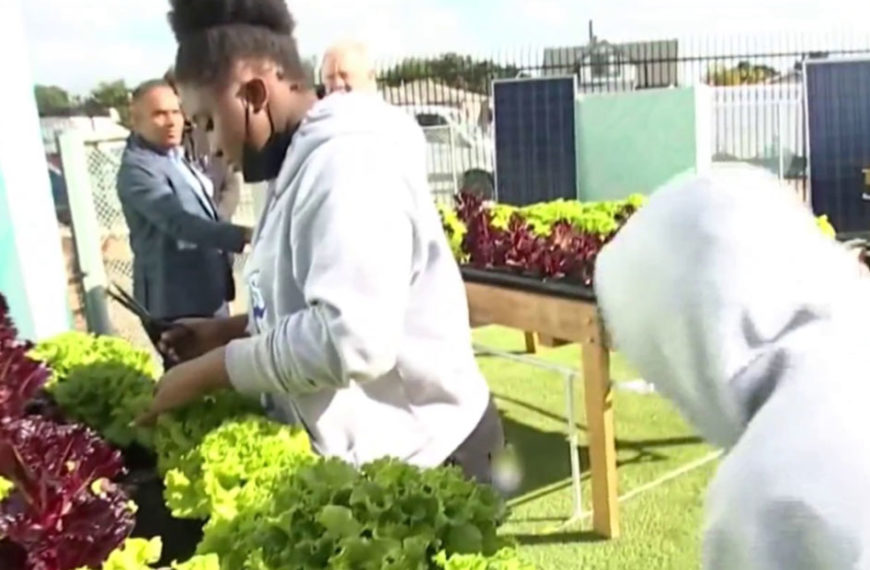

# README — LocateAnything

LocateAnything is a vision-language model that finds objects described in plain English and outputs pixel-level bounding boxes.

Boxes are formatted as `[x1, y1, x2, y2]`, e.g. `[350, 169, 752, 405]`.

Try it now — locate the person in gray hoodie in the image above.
[136, 0, 505, 485]
[595, 164, 870, 569]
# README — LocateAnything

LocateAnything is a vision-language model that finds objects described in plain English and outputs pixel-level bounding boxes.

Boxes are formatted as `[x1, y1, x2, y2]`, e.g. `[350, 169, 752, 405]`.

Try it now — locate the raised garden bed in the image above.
[442, 193, 844, 539]
[460, 266, 618, 539]
[460, 267, 596, 302]
[460, 267, 595, 349]
[438, 193, 645, 539]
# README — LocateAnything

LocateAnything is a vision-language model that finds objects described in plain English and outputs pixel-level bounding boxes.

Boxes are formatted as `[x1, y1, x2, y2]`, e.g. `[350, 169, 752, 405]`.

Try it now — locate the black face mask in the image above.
[241, 103, 296, 183]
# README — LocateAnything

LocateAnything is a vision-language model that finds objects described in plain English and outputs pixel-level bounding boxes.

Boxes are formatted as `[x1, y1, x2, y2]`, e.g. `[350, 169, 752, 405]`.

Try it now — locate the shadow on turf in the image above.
[509, 531, 605, 546]
[499, 412, 702, 501]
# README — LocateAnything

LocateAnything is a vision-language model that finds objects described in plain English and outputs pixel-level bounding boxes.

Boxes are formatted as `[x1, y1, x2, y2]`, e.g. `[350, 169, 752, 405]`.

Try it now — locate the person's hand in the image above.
[159, 318, 226, 364]
[242, 226, 254, 244]
[136, 348, 231, 425]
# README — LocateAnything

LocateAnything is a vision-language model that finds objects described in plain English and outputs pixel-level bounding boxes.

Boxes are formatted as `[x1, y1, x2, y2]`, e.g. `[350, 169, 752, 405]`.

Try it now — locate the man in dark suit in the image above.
[117, 79, 251, 359]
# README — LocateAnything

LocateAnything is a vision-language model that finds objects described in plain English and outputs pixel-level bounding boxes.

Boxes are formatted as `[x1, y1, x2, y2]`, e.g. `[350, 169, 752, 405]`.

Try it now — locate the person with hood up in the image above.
[594, 164, 870, 569]
[135, 0, 506, 486]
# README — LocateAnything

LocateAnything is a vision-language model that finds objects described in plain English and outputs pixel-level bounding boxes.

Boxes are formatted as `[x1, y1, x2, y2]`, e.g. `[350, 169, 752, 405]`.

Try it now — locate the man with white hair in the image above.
[321, 40, 378, 94]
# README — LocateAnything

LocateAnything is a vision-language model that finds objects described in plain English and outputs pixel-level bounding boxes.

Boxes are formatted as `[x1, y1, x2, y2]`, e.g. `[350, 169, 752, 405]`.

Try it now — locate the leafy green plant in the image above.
[433, 548, 538, 570]
[816, 214, 836, 238]
[438, 203, 468, 263]
[0, 475, 12, 501]
[164, 415, 312, 520]
[73, 539, 221, 570]
[154, 390, 262, 476]
[197, 457, 509, 570]
[0, 416, 136, 570]
[75, 537, 162, 570]
[30, 332, 157, 448]
[444, 193, 646, 287]
[30, 331, 155, 388]
[516, 195, 646, 237]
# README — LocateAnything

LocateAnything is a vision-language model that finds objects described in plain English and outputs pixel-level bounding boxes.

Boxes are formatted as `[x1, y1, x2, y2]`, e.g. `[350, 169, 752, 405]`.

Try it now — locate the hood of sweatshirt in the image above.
[594, 164, 870, 449]
[273, 92, 425, 200]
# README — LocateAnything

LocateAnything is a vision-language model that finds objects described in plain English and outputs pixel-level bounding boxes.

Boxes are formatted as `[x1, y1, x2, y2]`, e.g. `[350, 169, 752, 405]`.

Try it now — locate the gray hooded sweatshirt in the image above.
[595, 164, 870, 570]
[224, 92, 490, 468]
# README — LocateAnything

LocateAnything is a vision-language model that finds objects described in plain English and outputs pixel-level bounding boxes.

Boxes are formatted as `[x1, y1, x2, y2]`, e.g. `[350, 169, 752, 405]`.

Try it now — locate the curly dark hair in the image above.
[167, 0, 306, 88]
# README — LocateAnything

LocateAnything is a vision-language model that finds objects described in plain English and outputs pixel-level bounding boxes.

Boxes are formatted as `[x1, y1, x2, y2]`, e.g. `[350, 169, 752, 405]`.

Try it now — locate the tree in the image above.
[379, 53, 521, 94]
[86, 79, 132, 125]
[705, 61, 780, 86]
[33, 85, 72, 116]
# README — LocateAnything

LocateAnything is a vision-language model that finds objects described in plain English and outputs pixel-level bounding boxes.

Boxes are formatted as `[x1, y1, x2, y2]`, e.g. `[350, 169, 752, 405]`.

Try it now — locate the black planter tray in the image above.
[120, 468, 204, 567]
[459, 266, 597, 302]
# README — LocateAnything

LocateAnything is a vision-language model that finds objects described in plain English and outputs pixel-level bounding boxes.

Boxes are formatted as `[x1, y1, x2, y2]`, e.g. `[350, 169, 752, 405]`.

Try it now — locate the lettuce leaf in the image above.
[0, 294, 49, 420]
[197, 457, 509, 570]
[0, 417, 135, 570]
[164, 415, 312, 520]
[0, 475, 12, 501]
[74, 537, 162, 570]
[31, 332, 156, 448]
[154, 390, 262, 476]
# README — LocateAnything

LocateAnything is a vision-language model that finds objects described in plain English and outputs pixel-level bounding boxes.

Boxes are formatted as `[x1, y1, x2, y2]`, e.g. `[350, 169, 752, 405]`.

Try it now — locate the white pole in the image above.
[0, 0, 71, 339]
[58, 131, 112, 334]
[565, 372, 584, 520]
[776, 101, 785, 180]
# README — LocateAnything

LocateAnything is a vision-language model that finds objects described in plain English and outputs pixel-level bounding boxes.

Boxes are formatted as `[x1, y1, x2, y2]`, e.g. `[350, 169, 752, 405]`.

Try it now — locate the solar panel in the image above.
[493, 76, 578, 205]
[805, 58, 870, 234]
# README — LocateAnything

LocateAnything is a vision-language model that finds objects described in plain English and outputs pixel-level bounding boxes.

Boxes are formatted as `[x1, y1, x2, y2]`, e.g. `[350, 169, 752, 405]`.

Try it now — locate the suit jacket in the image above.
[116, 134, 245, 320]
[182, 125, 241, 221]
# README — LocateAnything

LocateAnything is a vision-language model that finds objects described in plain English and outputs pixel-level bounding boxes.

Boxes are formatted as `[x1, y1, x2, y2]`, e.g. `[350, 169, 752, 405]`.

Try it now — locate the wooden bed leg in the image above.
[523, 331, 539, 354]
[582, 325, 620, 539]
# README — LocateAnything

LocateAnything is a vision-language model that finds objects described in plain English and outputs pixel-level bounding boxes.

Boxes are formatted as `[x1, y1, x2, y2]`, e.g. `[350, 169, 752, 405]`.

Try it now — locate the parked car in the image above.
[400, 104, 495, 201]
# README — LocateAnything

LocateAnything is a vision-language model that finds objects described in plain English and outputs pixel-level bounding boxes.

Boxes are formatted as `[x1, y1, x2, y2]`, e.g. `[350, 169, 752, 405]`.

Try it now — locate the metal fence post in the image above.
[57, 130, 113, 335]
[449, 125, 459, 195]
[777, 101, 786, 180]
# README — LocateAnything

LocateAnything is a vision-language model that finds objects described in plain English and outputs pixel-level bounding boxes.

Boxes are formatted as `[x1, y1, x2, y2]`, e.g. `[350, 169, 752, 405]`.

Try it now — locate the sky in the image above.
[17, 0, 870, 95]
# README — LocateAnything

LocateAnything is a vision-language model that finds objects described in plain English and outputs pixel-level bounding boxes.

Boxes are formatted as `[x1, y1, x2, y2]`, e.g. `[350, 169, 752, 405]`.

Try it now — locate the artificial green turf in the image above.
[473, 326, 717, 569]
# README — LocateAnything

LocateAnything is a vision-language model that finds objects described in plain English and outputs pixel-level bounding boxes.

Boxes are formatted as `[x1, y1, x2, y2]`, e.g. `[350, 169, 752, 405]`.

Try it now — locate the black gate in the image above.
[806, 59, 870, 233]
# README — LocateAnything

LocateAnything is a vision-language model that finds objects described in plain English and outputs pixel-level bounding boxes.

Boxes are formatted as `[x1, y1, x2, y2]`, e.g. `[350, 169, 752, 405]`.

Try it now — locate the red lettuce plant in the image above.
[0, 293, 18, 345]
[0, 417, 135, 570]
[0, 294, 49, 420]
[0, 293, 135, 570]
[452, 192, 632, 287]
[457, 191, 510, 268]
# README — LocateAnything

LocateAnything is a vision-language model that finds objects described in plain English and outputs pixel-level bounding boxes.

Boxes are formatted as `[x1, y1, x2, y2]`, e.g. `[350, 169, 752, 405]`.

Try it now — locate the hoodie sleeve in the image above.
[704, 496, 862, 570]
[223, 139, 414, 396]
